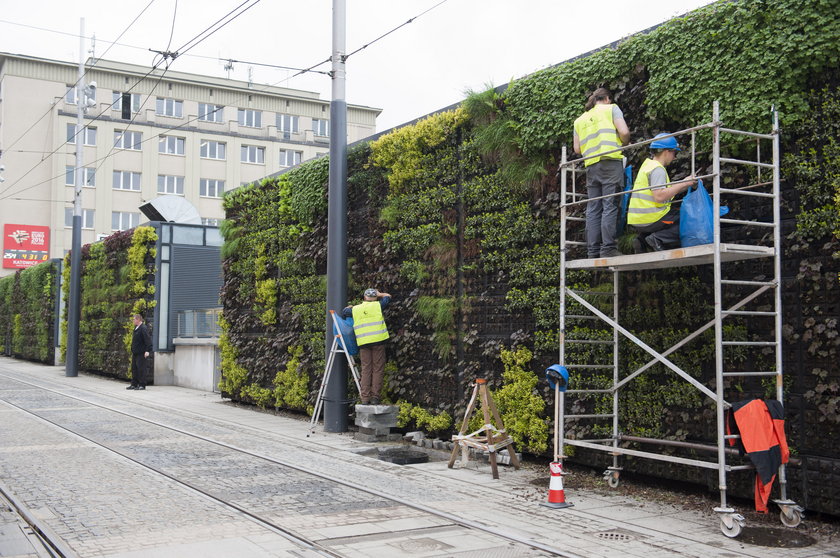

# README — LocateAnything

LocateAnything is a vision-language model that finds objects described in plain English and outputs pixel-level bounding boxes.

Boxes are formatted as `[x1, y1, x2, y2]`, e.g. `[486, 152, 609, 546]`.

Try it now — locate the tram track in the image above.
[0, 372, 577, 557]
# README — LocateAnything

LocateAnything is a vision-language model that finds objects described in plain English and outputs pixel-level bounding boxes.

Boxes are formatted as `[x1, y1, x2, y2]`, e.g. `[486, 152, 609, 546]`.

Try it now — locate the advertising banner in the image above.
[3, 224, 50, 269]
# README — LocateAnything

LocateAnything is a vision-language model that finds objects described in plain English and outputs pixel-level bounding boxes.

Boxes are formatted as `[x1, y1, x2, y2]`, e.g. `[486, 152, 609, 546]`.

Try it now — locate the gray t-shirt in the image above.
[649, 166, 668, 189]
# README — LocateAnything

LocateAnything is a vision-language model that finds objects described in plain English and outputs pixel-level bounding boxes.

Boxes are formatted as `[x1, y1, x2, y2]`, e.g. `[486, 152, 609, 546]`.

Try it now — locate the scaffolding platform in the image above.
[567, 243, 775, 271]
[551, 101, 803, 538]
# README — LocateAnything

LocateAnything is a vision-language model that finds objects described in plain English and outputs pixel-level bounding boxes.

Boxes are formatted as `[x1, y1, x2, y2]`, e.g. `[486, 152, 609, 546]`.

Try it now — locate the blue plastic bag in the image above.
[332, 315, 359, 356]
[679, 179, 729, 247]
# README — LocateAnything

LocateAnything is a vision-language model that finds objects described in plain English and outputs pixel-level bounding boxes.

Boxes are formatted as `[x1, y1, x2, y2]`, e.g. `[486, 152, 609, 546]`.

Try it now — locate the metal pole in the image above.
[324, 0, 348, 432]
[65, 18, 85, 378]
[712, 100, 727, 508]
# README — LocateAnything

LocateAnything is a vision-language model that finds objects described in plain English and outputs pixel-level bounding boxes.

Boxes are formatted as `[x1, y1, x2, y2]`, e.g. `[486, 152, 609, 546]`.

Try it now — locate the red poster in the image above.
[3, 224, 50, 269]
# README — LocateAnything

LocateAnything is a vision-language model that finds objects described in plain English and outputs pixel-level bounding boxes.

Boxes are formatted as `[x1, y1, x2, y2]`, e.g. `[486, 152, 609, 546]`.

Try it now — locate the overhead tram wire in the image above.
[0, 0, 265, 203]
[0, 0, 159, 163]
[344, 0, 450, 61]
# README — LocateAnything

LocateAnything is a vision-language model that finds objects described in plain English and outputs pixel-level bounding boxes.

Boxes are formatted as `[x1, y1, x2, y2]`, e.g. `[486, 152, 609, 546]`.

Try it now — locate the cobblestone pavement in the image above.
[0, 357, 836, 558]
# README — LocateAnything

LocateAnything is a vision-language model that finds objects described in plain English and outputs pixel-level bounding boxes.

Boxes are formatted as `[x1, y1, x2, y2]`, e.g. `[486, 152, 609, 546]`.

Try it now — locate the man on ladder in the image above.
[342, 288, 391, 405]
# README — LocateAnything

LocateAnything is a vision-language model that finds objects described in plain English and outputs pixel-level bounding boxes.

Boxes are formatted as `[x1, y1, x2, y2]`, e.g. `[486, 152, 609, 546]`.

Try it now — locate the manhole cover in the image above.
[378, 448, 429, 465]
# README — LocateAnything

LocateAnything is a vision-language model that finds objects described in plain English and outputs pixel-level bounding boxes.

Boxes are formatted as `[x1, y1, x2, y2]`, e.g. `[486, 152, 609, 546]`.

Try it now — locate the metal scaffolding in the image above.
[554, 101, 802, 537]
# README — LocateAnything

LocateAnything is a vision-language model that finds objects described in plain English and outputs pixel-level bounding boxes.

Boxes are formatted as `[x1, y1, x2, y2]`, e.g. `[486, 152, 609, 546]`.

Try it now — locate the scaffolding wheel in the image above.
[603, 468, 620, 488]
[718, 513, 745, 538]
[776, 501, 804, 528]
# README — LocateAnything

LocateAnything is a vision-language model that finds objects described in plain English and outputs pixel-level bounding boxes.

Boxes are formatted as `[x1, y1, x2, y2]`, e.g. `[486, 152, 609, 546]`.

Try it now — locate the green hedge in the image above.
[60, 227, 157, 378]
[0, 261, 58, 364]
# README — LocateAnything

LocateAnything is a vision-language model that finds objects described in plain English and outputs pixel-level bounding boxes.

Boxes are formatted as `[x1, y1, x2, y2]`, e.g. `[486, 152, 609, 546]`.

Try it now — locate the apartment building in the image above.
[0, 52, 381, 277]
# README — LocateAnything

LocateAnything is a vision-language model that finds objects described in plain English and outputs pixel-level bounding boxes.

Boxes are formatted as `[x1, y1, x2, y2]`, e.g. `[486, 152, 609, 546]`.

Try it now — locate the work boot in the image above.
[600, 248, 622, 258]
[370, 397, 380, 405]
[632, 236, 647, 254]
[645, 235, 665, 252]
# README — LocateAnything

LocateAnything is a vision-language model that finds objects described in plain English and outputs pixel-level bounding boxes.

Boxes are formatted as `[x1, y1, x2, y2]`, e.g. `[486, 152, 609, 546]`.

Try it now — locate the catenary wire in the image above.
[0, 0, 260, 202]
[0, 1, 158, 161]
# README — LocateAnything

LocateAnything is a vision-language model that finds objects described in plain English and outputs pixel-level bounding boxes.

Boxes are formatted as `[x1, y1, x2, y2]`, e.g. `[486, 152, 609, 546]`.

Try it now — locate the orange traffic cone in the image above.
[540, 461, 573, 509]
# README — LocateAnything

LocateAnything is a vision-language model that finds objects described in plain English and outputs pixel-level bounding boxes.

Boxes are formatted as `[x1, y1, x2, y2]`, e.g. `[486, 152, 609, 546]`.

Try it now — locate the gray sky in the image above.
[0, 0, 715, 132]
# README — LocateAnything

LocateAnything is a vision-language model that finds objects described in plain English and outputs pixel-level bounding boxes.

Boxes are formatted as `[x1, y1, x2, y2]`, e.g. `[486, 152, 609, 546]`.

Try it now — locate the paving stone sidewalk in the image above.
[0, 356, 836, 558]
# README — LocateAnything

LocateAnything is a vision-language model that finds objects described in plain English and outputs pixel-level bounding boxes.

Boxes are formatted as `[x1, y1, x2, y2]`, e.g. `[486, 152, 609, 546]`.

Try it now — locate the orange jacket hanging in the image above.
[727, 399, 789, 512]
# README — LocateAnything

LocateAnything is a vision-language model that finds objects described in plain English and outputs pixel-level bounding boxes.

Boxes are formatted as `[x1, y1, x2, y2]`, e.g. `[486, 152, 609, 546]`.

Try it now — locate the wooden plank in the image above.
[566, 243, 774, 272]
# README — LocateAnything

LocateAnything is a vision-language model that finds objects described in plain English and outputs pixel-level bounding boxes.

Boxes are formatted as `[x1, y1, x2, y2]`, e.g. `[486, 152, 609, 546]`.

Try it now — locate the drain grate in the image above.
[592, 530, 636, 542]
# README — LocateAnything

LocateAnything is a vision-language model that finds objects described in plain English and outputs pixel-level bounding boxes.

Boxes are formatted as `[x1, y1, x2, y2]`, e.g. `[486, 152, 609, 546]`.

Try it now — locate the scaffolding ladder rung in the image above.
[565, 364, 615, 370]
[720, 279, 776, 287]
[569, 289, 616, 297]
[719, 218, 776, 228]
[722, 341, 777, 346]
[722, 371, 778, 377]
[565, 241, 587, 246]
[565, 413, 614, 420]
[565, 389, 612, 394]
[564, 315, 599, 320]
[720, 157, 775, 169]
[722, 310, 777, 317]
[719, 127, 775, 140]
[718, 187, 776, 199]
[567, 216, 586, 222]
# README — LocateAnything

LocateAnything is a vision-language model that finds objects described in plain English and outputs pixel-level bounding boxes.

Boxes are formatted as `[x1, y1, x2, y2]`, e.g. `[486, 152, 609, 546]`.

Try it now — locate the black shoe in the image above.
[126, 385, 136, 390]
[645, 235, 665, 251]
[632, 236, 647, 254]
[360, 400, 370, 405]
[136, 386, 145, 390]
[600, 248, 622, 258]
[370, 397, 380, 405]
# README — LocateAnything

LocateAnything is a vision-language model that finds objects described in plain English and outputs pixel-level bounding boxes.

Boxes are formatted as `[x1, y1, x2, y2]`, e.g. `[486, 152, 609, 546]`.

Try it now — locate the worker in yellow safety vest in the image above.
[628, 133, 697, 252]
[342, 288, 392, 405]
[573, 87, 631, 258]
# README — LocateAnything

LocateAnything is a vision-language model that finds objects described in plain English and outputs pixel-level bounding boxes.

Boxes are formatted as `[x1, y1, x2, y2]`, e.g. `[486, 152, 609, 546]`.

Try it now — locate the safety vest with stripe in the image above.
[352, 301, 389, 346]
[627, 158, 671, 225]
[573, 104, 623, 167]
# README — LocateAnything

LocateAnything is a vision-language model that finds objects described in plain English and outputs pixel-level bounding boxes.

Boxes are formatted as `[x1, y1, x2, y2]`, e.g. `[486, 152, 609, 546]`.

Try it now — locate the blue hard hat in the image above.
[545, 364, 569, 392]
[650, 133, 681, 151]
[364, 288, 377, 298]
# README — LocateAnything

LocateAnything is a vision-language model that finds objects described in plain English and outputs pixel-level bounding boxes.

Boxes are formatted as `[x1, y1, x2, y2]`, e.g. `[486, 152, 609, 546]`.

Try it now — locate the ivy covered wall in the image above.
[0, 261, 59, 364]
[220, 0, 840, 514]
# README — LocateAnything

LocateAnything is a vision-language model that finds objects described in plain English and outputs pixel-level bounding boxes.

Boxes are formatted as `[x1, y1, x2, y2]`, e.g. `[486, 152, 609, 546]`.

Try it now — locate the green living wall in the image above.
[220, 0, 840, 514]
[60, 226, 157, 379]
[0, 261, 59, 364]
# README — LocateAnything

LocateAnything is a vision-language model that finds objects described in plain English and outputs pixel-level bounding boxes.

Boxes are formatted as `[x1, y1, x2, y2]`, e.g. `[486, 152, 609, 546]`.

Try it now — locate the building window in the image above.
[199, 178, 224, 198]
[277, 114, 299, 138]
[114, 130, 142, 150]
[64, 208, 95, 229]
[240, 145, 264, 164]
[312, 118, 329, 137]
[113, 170, 141, 191]
[112, 92, 141, 115]
[65, 85, 77, 104]
[112, 211, 140, 231]
[158, 135, 185, 155]
[156, 97, 183, 117]
[202, 217, 221, 226]
[199, 140, 226, 160]
[238, 109, 261, 128]
[157, 175, 184, 195]
[198, 103, 224, 122]
[65, 166, 96, 187]
[66, 124, 97, 146]
[279, 149, 302, 167]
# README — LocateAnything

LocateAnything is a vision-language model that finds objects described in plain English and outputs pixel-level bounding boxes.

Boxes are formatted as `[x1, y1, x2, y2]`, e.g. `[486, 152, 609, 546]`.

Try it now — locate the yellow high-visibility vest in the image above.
[352, 301, 389, 346]
[627, 158, 671, 225]
[573, 104, 623, 167]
